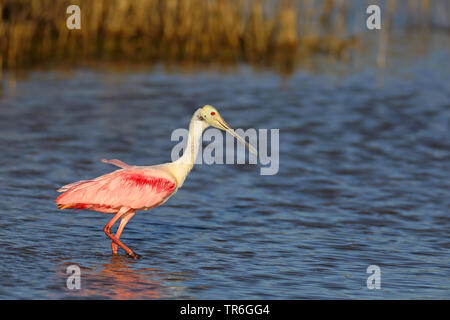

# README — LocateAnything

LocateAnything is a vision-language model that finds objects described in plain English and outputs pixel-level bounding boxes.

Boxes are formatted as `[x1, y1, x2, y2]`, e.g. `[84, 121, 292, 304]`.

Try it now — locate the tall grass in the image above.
[0, 0, 447, 73]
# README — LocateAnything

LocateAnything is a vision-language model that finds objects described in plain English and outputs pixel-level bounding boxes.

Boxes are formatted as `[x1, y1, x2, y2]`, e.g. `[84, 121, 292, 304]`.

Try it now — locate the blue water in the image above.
[0, 36, 449, 299]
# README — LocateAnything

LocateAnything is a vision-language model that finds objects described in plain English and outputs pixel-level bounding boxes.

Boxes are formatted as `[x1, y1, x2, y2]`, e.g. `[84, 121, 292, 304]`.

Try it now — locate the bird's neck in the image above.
[168, 110, 207, 187]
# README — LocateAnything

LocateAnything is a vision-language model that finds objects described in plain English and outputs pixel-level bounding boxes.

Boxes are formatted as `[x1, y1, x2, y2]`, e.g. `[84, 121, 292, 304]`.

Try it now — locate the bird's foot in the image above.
[127, 252, 141, 259]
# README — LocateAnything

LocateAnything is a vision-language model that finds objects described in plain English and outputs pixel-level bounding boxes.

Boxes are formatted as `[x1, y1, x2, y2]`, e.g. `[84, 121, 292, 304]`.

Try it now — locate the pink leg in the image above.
[104, 207, 139, 259]
[111, 211, 135, 255]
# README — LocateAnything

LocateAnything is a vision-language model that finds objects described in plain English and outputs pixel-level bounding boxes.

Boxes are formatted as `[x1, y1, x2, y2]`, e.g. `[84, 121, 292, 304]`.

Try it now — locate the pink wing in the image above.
[56, 167, 177, 212]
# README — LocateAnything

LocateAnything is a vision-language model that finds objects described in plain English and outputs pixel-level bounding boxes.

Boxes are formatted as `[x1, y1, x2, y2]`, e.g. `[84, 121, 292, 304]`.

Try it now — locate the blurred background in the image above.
[0, 0, 449, 76]
[0, 0, 449, 299]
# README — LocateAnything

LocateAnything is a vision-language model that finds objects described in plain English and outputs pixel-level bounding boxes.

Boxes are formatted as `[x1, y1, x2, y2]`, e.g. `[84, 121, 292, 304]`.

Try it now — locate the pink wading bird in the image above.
[56, 105, 257, 259]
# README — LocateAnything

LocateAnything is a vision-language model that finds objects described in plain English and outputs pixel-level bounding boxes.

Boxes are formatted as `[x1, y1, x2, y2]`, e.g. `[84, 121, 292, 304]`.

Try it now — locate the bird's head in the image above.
[198, 105, 227, 130]
[197, 105, 257, 156]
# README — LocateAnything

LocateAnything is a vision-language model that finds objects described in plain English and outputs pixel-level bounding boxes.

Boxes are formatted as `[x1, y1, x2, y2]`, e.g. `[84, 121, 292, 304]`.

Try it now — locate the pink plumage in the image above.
[56, 166, 177, 213]
[56, 159, 178, 258]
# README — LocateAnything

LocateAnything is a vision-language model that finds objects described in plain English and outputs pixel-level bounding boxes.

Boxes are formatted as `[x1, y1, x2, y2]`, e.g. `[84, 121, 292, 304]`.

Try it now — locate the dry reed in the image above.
[0, 0, 447, 72]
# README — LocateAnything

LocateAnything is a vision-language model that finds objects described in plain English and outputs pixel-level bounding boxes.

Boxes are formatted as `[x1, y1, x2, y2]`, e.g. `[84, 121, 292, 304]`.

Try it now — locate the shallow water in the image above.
[0, 40, 449, 299]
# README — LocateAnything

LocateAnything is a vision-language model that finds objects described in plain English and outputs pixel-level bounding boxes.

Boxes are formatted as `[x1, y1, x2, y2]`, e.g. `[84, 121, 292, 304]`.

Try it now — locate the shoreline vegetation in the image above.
[0, 0, 448, 77]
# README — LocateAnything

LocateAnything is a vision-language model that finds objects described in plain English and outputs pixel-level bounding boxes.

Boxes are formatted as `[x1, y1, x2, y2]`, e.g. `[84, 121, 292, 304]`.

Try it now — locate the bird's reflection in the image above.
[63, 255, 184, 299]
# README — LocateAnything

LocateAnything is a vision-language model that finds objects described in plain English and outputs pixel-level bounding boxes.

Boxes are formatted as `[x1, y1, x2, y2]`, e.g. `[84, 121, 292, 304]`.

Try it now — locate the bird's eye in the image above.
[210, 112, 215, 116]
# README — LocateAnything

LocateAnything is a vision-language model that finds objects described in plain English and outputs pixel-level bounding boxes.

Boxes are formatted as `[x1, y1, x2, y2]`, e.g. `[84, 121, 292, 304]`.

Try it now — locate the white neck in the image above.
[166, 109, 208, 187]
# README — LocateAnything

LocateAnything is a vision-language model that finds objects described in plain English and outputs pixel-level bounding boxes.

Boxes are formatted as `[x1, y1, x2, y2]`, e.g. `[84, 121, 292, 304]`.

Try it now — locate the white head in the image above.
[196, 105, 257, 155]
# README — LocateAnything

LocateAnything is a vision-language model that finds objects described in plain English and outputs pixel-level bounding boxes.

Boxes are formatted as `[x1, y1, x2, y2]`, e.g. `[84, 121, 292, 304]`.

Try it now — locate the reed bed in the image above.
[0, 0, 448, 73]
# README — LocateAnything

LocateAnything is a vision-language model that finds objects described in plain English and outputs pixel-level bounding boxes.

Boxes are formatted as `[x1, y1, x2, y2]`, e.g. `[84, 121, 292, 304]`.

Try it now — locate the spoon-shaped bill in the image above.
[216, 119, 258, 156]
[226, 128, 258, 156]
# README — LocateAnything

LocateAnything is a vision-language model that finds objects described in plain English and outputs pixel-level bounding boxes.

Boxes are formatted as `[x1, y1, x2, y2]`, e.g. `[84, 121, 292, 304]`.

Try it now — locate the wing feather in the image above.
[101, 158, 132, 169]
[56, 167, 177, 211]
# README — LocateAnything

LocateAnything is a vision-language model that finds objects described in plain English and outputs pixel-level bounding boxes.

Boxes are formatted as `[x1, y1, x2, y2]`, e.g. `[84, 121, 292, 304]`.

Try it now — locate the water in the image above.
[0, 39, 449, 299]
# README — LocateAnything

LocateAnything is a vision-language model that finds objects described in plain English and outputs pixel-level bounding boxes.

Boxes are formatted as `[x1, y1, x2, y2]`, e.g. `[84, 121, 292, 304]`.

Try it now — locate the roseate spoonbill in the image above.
[56, 105, 256, 259]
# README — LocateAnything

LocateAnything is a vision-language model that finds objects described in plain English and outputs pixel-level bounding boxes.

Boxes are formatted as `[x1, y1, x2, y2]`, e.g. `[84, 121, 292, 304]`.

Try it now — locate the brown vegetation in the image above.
[0, 0, 447, 73]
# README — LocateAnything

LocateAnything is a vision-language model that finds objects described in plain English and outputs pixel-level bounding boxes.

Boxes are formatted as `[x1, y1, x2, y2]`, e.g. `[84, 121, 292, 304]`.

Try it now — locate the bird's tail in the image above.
[56, 180, 93, 209]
